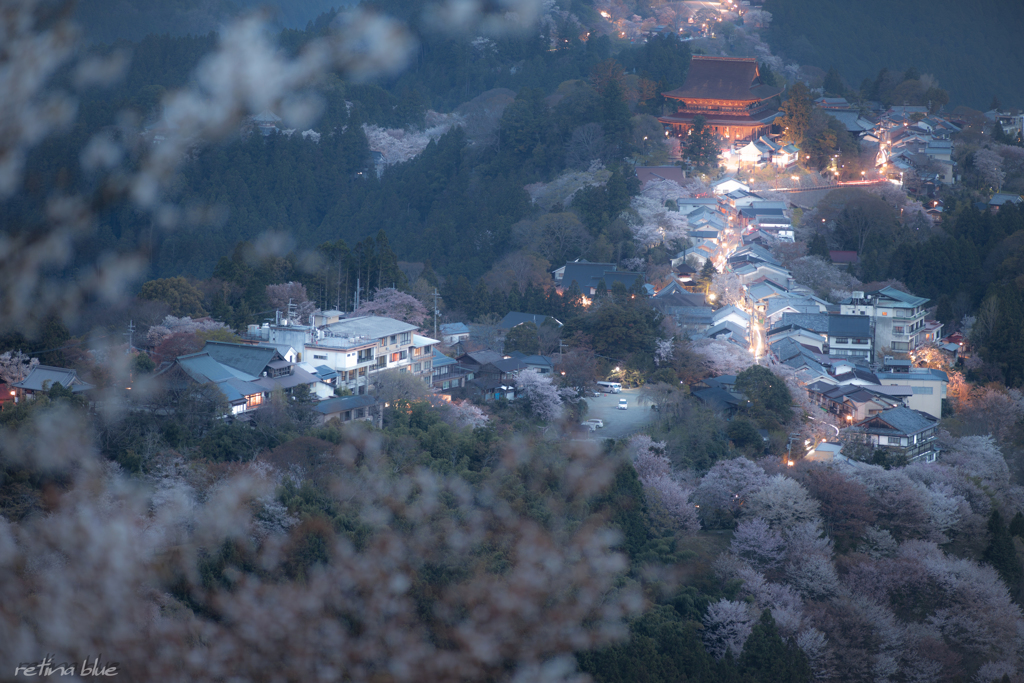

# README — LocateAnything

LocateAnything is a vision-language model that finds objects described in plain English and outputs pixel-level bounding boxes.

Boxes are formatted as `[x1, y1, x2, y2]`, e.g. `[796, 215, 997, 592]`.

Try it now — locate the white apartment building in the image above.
[839, 286, 931, 355]
[258, 316, 437, 395]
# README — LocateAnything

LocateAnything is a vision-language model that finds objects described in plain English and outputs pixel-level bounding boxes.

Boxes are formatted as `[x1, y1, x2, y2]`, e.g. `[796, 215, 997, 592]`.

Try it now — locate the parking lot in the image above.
[581, 388, 654, 440]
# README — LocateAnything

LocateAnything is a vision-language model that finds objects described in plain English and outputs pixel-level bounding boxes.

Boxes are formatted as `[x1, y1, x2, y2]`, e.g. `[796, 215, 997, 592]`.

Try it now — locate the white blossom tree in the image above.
[973, 147, 1006, 190]
[0, 350, 39, 384]
[692, 457, 770, 527]
[146, 315, 232, 346]
[515, 368, 564, 422]
[703, 599, 755, 659]
[355, 287, 429, 326]
[443, 401, 490, 430]
[730, 517, 786, 571]
[744, 474, 821, 529]
[629, 435, 700, 532]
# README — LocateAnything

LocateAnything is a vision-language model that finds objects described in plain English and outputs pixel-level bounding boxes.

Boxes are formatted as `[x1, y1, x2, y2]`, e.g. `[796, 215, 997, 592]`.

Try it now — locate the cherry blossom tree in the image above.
[146, 315, 232, 347]
[745, 474, 821, 529]
[354, 288, 428, 327]
[627, 194, 688, 249]
[692, 457, 770, 528]
[690, 338, 755, 376]
[362, 111, 465, 166]
[0, 350, 39, 384]
[973, 148, 1006, 190]
[654, 338, 675, 366]
[703, 599, 756, 658]
[266, 281, 316, 322]
[730, 517, 786, 571]
[515, 368, 564, 422]
[629, 435, 700, 531]
[708, 271, 745, 307]
[443, 401, 489, 430]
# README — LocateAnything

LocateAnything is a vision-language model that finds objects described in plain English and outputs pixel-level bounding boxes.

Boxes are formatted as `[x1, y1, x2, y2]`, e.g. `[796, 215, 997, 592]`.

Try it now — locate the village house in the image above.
[842, 406, 939, 463]
[313, 394, 380, 427]
[439, 322, 470, 346]
[11, 365, 94, 402]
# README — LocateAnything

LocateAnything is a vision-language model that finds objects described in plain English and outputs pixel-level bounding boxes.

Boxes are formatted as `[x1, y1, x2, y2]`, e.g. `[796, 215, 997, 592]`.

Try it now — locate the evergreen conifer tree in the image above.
[1009, 511, 1024, 538]
[984, 509, 1023, 592]
[739, 610, 813, 683]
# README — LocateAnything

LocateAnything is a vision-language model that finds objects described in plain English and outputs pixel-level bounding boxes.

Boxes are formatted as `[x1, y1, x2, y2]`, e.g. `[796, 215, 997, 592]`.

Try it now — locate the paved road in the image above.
[581, 388, 654, 440]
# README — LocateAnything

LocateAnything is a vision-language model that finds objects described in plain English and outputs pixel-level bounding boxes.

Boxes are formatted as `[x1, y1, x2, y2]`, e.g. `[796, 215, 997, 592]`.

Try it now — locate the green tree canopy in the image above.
[735, 365, 793, 428]
[139, 277, 207, 317]
[503, 322, 540, 355]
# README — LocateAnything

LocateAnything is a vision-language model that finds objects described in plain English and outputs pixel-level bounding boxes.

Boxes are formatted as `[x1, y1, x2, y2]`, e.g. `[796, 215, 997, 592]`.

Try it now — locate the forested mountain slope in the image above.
[73, 0, 354, 43]
[764, 0, 1024, 109]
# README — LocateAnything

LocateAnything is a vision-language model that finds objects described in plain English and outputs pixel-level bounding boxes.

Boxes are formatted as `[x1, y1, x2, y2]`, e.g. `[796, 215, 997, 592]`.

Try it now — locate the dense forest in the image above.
[2, 10, 692, 288]
[764, 0, 1024, 110]
[72, 0, 354, 42]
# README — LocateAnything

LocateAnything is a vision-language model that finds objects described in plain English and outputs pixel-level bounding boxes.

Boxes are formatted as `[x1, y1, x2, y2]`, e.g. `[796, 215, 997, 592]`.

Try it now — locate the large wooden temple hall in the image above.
[658, 56, 783, 141]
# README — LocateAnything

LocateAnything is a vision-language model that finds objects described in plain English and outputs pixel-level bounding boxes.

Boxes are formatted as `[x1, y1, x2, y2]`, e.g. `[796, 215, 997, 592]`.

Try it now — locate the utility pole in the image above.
[125, 320, 135, 353]
[432, 288, 441, 338]
[354, 277, 361, 311]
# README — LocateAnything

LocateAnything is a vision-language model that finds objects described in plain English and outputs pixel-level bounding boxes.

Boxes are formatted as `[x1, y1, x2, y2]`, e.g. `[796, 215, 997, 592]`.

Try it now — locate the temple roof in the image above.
[662, 57, 782, 103]
[658, 110, 781, 127]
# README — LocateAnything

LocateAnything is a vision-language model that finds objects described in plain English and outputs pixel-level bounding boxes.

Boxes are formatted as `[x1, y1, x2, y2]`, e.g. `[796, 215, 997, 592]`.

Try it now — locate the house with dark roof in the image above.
[692, 386, 747, 416]
[498, 312, 556, 331]
[313, 394, 379, 426]
[808, 384, 902, 422]
[556, 262, 616, 294]
[635, 166, 688, 188]
[12, 365, 94, 401]
[507, 352, 555, 374]
[843, 406, 939, 463]
[989, 193, 1023, 211]
[827, 315, 873, 360]
[157, 352, 268, 416]
[650, 291, 714, 333]
[659, 56, 782, 141]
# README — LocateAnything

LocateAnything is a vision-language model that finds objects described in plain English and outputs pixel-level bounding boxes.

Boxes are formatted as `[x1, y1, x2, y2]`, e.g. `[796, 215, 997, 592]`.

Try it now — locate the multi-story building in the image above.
[839, 286, 931, 355]
[827, 315, 873, 360]
[257, 316, 437, 396]
[875, 357, 948, 419]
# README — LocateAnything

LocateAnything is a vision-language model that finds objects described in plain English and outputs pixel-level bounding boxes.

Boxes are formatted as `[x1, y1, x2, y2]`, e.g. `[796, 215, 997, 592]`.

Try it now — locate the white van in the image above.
[597, 381, 622, 393]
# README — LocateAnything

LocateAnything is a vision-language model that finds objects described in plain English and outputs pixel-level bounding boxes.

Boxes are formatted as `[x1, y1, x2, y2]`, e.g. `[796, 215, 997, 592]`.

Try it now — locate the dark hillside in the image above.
[764, 0, 1024, 109]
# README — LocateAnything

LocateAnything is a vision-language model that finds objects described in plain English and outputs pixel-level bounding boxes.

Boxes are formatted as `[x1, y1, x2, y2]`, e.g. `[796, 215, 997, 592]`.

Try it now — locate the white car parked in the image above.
[617, 398, 628, 410]
[584, 418, 604, 428]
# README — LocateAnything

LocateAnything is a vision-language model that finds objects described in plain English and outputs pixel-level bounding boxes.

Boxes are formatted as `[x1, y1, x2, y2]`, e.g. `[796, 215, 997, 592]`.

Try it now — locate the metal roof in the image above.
[12, 365, 94, 393]
[499, 312, 551, 329]
[851, 406, 936, 435]
[323, 316, 418, 340]
[431, 349, 456, 367]
[314, 394, 377, 415]
[828, 315, 871, 337]
[203, 341, 282, 379]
